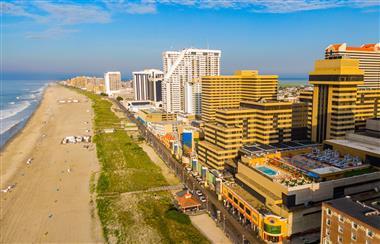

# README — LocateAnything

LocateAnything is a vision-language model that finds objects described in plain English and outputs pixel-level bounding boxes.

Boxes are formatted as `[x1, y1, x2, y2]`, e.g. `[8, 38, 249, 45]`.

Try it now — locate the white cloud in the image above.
[1, 1, 111, 39]
[35, 2, 111, 24]
[154, 0, 380, 13]
[1, 0, 378, 40]
[0, 2, 38, 18]
[25, 27, 79, 39]
[124, 2, 157, 14]
[104, 1, 157, 14]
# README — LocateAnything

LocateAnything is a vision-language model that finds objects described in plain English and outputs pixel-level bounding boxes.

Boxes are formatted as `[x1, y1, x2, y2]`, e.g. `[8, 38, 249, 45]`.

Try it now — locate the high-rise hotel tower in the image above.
[325, 43, 380, 89]
[309, 58, 364, 143]
[133, 69, 164, 102]
[201, 70, 278, 122]
[162, 48, 221, 114]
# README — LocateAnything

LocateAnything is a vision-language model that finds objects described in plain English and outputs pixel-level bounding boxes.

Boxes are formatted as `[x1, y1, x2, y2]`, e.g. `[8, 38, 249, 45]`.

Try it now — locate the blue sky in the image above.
[1, 0, 380, 80]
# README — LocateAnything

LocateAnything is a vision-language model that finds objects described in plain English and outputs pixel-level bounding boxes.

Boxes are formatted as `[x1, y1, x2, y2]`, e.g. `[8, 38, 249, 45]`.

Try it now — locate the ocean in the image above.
[279, 77, 308, 86]
[0, 80, 51, 148]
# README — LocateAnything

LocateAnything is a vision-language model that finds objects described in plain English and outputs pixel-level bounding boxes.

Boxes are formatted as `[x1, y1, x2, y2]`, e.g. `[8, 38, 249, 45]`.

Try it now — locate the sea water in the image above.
[0, 80, 50, 148]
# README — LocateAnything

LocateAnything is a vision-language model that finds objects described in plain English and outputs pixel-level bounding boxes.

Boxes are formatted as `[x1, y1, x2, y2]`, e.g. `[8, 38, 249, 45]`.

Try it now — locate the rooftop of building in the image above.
[140, 108, 170, 114]
[241, 99, 292, 106]
[132, 69, 163, 74]
[175, 190, 202, 210]
[163, 48, 222, 54]
[202, 70, 278, 79]
[326, 43, 380, 52]
[240, 140, 319, 155]
[324, 191, 380, 230]
[240, 145, 377, 187]
[223, 181, 276, 216]
[325, 137, 380, 156]
[309, 59, 364, 76]
[325, 119, 380, 156]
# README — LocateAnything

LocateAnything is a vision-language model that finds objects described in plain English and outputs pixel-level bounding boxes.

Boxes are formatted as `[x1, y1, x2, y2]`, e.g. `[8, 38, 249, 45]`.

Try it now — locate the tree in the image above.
[116, 96, 123, 101]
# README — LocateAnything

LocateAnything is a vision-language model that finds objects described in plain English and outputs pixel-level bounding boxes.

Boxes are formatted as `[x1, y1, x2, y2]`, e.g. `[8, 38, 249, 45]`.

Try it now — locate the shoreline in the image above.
[0, 83, 50, 152]
[0, 84, 104, 242]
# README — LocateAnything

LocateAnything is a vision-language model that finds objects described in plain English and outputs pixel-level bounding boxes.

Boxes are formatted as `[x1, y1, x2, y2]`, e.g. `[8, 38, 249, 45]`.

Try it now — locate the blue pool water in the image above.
[256, 166, 278, 177]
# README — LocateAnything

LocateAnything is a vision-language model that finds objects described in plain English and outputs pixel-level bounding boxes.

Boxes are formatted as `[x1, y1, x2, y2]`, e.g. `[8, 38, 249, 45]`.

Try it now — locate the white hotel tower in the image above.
[162, 48, 221, 114]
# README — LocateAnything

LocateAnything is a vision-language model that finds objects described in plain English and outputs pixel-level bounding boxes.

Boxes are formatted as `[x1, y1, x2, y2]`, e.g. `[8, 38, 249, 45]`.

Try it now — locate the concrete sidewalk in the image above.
[190, 213, 232, 244]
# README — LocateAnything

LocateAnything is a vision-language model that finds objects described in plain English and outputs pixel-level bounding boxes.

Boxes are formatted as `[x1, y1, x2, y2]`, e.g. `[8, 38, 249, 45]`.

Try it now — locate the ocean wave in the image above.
[20, 93, 37, 100]
[0, 118, 22, 134]
[0, 101, 31, 120]
[31, 85, 47, 94]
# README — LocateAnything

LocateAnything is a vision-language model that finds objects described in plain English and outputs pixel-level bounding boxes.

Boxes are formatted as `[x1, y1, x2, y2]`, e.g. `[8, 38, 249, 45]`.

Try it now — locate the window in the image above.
[326, 218, 331, 226]
[233, 197, 238, 204]
[245, 208, 251, 215]
[352, 222, 358, 230]
[338, 235, 343, 243]
[326, 208, 332, 216]
[352, 233, 357, 241]
[326, 228, 330, 236]
[338, 225, 343, 233]
[339, 214, 344, 222]
[367, 229, 374, 238]
[239, 202, 244, 209]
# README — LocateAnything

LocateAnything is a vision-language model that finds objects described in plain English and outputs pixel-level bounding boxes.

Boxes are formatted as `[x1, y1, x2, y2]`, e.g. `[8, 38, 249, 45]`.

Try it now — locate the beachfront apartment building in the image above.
[197, 100, 292, 170]
[325, 43, 380, 89]
[201, 70, 278, 122]
[321, 193, 380, 244]
[65, 76, 105, 94]
[162, 48, 221, 115]
[132, 69, 164, 102]
[104, 71, 122, 96]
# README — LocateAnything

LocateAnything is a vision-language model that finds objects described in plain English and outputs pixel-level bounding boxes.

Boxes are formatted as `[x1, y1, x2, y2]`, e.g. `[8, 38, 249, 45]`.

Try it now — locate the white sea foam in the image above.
[0, 101, 31, 120]
[0, 119, 21, 134]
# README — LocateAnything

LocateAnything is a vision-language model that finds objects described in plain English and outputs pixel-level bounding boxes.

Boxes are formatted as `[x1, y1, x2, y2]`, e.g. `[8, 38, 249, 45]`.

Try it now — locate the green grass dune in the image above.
[78, 90, 209, 244]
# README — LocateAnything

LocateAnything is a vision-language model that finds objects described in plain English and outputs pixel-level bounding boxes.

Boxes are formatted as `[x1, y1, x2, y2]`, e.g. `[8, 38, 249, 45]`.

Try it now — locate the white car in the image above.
[196, 190, 203, 196]
[199, 196, 207, 203]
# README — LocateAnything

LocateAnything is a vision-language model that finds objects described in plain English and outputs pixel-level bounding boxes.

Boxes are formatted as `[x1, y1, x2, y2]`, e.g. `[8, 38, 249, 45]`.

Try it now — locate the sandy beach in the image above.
[0, 84, 103, 242]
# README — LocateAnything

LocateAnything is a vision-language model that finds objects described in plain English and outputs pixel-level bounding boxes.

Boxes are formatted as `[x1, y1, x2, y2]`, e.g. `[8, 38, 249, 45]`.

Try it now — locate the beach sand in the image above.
[0, 84, 103, 243]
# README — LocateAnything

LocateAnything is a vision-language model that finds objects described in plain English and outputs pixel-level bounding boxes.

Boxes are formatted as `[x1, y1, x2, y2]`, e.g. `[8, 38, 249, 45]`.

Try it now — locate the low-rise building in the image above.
[321, 192, 380, 244]
[219, 143, 380, 242]
[137, 108, 177, 124]
[325, 118, 380, 166]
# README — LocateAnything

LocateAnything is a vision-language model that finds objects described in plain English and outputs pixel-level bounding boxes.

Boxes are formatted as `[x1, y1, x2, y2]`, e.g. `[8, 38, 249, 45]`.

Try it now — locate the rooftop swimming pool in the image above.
[256, 166, 278, 177]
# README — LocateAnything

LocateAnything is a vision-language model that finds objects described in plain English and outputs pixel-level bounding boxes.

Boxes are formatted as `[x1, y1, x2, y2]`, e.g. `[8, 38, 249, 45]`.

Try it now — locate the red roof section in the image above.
[176, 193, 201, 209]
[162, 133, 175, 141]
[328, 43, 378, 52]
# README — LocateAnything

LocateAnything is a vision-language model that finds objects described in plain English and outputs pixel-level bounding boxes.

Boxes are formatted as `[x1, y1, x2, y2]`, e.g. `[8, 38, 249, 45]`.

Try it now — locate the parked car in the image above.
[186, 167, 191, 172]
[196, 190, 203, 196]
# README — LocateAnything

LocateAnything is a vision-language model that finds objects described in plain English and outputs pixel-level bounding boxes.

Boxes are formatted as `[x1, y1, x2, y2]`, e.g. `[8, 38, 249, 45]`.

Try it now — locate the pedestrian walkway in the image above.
[121, 184, 183, 196]
[190, 214, 232, 244]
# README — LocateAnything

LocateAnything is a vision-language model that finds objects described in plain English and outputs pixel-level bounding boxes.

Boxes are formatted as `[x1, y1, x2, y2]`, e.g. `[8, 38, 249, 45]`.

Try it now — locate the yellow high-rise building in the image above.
[201, 70, 278, 122]
[309, 58, 364, 143]
[355, 88, 380, 129]
[198, 100, 292, 170]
